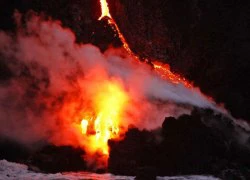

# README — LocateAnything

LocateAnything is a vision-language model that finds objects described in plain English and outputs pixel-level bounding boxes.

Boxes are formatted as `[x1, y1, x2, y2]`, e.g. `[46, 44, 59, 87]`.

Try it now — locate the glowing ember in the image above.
[98, 0, 136, 58]
[152, 61, 193, 88]
[99, 0, 112, 20]
[107, 19, 135, 56]
[80, 81, 129, 156]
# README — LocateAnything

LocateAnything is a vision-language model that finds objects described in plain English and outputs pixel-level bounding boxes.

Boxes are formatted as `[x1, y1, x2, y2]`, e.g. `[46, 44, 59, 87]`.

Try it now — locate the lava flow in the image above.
[78, 0, 195, 163]
[97, 0, 191, 86]
[78, 0, 135, 162]
[98, 0, 135, 56]
[99, 0, 111, 20]
[152, 61, 192, 88]
[80, 80, 129, 156]
[76, 0, 133, 164]
[98, 0, 191, 88]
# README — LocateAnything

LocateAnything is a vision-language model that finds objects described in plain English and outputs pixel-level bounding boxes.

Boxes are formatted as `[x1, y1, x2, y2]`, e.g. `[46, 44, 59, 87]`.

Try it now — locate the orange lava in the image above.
[152, 61, 193, 88]
[80, 80, 129, 157]
[107, 18, 135, 57]
[78, 0, 194, 166]
[98, 0, 192, 87]
[99, 0, 112, 20]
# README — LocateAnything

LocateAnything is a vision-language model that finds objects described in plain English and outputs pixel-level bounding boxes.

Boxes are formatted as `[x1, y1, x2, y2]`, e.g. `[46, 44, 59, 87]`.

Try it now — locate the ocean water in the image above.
[0, 160, 220, 180]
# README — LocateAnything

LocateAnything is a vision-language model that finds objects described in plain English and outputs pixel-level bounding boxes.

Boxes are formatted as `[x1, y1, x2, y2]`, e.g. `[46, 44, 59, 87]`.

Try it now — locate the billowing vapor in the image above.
[0, 12, 218, 167]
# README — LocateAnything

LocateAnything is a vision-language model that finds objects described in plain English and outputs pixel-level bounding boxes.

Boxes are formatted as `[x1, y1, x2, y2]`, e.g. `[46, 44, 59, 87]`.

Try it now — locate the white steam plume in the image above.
[0, 12, 218, 147]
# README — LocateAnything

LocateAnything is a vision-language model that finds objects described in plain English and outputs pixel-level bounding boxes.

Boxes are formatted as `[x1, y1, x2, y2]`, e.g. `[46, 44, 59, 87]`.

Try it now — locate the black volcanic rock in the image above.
[158, 113, 228, 175]
[135, 166, 157, 180]
[0, 138, 89, 173]
[0, 138, 30, 162]
[108, 109, 250, 178]
[0, 139, 87, 173]
[108, 128, 158, 176]
[29, 145, 87, 173]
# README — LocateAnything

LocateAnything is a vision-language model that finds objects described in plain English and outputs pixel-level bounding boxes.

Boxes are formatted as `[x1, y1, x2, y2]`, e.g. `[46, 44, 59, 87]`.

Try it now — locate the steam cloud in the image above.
[0, 12, 218, 149]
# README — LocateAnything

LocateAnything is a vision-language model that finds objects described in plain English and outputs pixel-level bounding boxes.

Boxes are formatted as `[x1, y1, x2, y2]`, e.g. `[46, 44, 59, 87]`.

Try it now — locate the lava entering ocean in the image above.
[0, 1, 221, 170]
[80, 79, 129, 165]
[79, 0, 195, 165]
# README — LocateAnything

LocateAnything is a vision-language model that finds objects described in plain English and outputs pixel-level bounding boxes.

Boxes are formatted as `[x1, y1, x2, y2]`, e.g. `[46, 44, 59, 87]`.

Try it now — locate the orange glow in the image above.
[105, 17, 192, 88]
[107, 18, 136, 57]
[98, 0, 136, 58]
[99, 0, 112, 20]
[97, 1, 192, 88]
[81, 119, 89, 134]
[152, 61, 193, 88]
[80, 80, 129, 156]
[76, 0, 194, 167]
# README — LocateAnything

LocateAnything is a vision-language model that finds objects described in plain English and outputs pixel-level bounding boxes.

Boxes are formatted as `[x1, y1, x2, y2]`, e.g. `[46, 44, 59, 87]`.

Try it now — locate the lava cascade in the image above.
[79, 0, 199, 165]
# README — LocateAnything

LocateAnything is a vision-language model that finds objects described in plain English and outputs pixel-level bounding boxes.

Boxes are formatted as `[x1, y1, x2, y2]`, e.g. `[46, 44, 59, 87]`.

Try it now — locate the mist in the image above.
[0, 11, 218, 154]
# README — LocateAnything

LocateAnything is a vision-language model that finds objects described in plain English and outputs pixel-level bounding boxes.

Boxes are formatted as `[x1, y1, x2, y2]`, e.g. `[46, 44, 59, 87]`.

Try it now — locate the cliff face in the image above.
[0, 0, 250, 120]
[108, 0, 250, 121]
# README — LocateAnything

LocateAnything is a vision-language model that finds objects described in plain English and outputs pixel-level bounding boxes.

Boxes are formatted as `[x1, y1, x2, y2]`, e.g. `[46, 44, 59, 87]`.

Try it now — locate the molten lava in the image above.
[99, 0, 112, 20]
[80, 80, 129, 157]
[152, 61, 192, 88]
[79, 0, 194, 166]
[78, 0, 141, 160]
[97, 1, 191, 87]
[98, 0, 136, 57]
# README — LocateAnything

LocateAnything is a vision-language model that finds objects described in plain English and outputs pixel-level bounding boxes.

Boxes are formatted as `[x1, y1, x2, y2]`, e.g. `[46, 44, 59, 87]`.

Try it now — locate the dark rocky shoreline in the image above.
[1, 109, 250, 179]
[108, 109, 250, 179]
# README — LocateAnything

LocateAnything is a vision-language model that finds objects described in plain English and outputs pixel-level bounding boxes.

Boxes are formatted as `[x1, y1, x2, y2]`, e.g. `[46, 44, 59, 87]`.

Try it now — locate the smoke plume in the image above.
[0, 12, 219, 165]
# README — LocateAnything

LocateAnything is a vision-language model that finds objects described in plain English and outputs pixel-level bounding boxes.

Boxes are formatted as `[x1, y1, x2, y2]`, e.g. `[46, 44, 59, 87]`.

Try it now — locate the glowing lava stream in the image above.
[80, 0, 193, 161]
[98, 0, 135, 56]
[99, 0, 112, 20]
[97, 0, 191, 87]
[79, 0, 135, 159]
[80, 80, 129, 157]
